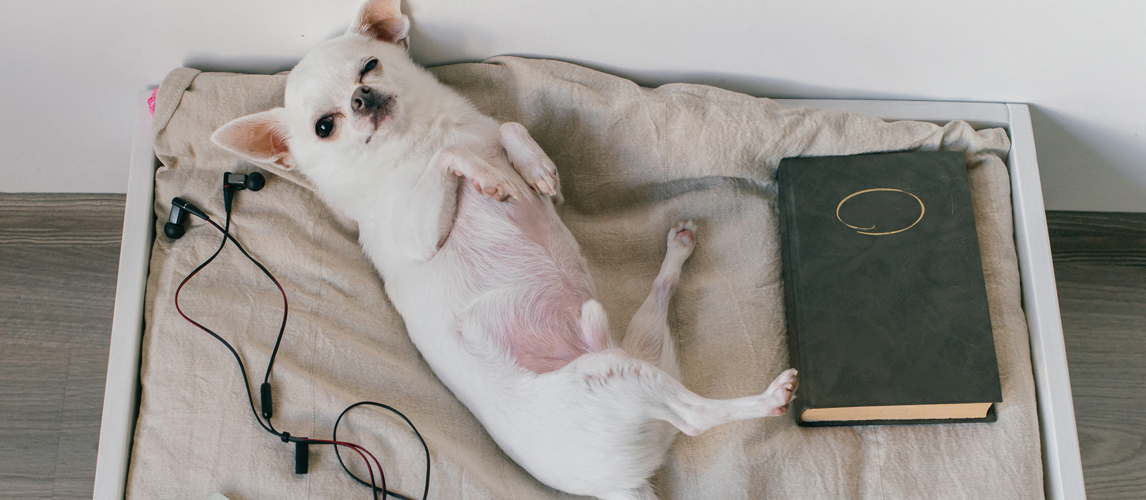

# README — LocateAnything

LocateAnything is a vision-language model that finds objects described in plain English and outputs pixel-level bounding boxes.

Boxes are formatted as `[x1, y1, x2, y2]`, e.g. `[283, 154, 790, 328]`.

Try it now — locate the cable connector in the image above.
[295, 440, 309, 475]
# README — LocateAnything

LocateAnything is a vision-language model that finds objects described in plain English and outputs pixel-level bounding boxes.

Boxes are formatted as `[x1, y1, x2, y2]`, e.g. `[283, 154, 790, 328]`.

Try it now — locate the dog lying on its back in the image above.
[212, 1, 796, 498]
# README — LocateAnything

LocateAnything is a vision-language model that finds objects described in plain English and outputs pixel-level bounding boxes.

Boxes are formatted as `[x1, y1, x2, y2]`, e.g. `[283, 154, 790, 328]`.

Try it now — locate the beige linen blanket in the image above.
[129, 57, 1043, 499]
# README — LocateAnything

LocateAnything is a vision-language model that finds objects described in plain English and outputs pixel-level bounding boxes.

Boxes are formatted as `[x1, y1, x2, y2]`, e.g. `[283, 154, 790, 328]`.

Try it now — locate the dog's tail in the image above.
[579, 300, 610, 352]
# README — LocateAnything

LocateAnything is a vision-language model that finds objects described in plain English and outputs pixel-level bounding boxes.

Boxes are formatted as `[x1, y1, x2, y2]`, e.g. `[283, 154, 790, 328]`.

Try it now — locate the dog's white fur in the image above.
[212, 1, 796, 498]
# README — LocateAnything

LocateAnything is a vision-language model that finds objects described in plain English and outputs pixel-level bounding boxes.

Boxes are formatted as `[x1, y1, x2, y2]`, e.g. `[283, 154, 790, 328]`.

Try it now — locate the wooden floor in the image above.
[0, 194, 124, 499]
[0, 194, 1142, 499]
[1047, 211, 1146, 499]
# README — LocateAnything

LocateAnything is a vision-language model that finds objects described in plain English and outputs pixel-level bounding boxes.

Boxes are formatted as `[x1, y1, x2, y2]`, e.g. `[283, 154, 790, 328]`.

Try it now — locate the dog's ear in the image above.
[211, 108, 296, 170]
[348, 0, 410, 49]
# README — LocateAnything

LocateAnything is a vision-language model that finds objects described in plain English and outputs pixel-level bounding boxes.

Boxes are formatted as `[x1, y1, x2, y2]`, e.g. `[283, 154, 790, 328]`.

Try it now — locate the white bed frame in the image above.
[92, 91, 1088, 499]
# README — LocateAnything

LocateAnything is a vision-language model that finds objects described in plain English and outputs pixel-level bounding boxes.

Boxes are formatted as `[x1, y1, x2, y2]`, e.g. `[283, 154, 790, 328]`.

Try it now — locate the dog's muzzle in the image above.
[352, 85, 392, 117]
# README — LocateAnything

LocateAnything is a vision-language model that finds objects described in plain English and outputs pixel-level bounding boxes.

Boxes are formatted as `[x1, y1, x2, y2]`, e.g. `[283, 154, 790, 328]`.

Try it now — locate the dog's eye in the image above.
[315, 115, 335, 138]
[359, 58, 379, 82]
[358, 58, 380, 83]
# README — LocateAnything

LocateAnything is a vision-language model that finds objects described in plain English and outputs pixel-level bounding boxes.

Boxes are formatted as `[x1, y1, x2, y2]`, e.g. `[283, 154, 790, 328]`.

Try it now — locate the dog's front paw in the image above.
[499, 122, 560, 199]
[761, 368, 797, 416]
[453, 165, 525, 202]
[520, 157, 559, 198]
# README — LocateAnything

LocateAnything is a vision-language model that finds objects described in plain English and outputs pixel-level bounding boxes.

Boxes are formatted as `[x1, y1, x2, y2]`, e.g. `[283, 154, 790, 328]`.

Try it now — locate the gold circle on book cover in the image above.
[835, 188, 925, 235]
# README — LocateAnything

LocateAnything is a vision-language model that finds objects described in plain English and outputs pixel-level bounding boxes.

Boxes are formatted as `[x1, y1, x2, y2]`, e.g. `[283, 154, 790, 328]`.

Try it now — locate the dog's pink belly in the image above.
[445, 188, 601, 373]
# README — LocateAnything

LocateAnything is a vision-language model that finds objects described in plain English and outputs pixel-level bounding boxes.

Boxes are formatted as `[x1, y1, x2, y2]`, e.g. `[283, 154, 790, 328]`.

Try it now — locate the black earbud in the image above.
[223, 171, 265, 213]
[165, 197, 208, 239]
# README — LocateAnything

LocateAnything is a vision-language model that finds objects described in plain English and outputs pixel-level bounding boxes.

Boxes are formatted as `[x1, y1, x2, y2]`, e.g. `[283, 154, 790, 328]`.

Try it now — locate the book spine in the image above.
[776, 164, 808, 419]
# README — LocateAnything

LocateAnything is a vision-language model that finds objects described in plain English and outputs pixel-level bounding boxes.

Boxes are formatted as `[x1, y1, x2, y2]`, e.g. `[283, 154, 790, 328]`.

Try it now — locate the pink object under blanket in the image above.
[148, 87, 158, 116]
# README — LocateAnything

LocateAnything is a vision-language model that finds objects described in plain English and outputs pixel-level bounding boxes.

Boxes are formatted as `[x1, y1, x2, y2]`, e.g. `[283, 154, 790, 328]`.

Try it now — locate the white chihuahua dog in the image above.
[213, 1, 796, 498]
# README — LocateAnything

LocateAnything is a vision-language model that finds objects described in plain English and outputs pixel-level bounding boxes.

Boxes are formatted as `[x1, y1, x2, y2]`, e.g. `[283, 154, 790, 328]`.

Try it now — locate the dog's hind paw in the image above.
[668, 220, 696, 254]
[761, 368, 797, 415]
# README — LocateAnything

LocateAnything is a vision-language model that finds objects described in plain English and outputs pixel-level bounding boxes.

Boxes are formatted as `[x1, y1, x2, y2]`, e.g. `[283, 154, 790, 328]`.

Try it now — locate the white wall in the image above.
[2, 0, 1144, 211]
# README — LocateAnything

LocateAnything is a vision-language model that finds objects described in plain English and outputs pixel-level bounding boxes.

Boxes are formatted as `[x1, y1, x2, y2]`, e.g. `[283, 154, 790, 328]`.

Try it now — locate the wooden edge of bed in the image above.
[1005, 103, 1088, 500]
[90, 94, 1087, 500]
[93, 89, 156, 500]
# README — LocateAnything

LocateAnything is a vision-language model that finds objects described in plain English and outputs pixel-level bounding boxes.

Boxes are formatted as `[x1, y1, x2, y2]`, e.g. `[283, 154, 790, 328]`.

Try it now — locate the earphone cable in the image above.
[175, 203, 428, 499]
[173, 212, 282, 437]
[332, 401, 431, 500]
[203, 214, 289, 387]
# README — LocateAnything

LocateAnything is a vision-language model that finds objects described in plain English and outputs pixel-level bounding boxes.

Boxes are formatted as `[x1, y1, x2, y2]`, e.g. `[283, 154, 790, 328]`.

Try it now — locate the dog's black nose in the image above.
[352, 85, 391, 114]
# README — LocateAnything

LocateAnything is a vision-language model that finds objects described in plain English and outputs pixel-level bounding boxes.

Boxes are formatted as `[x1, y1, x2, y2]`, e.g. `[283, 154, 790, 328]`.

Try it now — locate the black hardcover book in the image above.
[777, 151, 1002, 426]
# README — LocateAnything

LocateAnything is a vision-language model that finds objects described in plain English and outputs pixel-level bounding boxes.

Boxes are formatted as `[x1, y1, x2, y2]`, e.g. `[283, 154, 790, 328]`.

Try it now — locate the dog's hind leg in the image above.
[652, 367, 797, 436]
[622, 220, 696, 381]
[548, 353, 792, 498]
[575, 350, 795, 436]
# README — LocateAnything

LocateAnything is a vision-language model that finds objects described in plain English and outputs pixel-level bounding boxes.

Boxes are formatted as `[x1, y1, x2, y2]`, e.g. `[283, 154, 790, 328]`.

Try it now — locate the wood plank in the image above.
[0, 194, 126, 246]
[0, 245, 121, 349]
[1048, 210, 1146, 500]
[1053, 263, 1146, 500]
[0, 193, 123, 499]
[51, 343, 111, 500]
[0, 341, 70, 498]
[1047, 211, 1146, 266]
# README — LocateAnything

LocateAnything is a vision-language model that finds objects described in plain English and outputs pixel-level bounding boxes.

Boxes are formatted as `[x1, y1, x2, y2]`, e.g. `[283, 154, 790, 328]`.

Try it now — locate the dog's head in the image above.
[212, 0, 420, 179]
